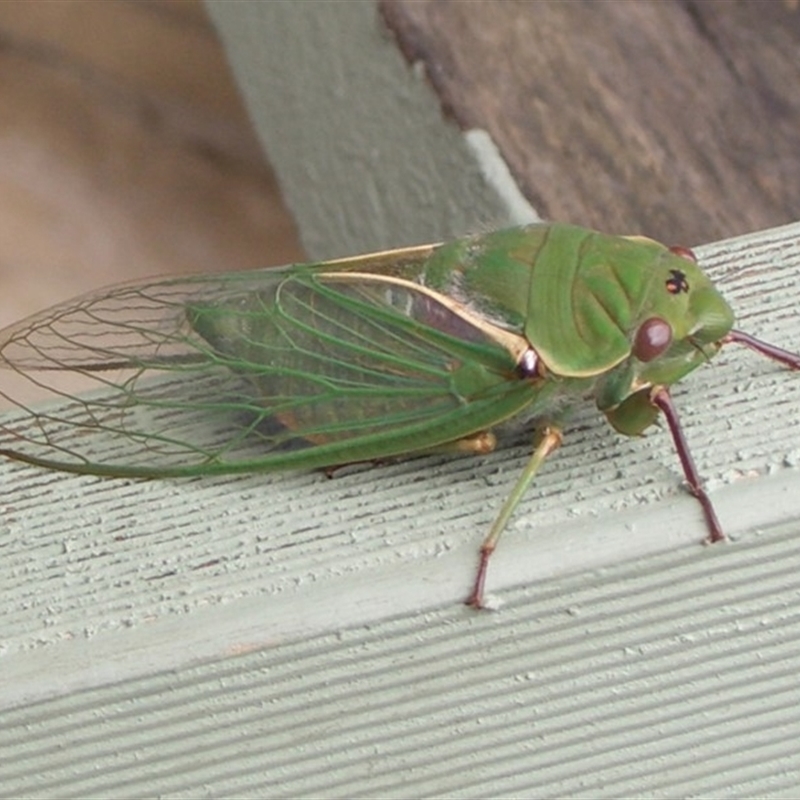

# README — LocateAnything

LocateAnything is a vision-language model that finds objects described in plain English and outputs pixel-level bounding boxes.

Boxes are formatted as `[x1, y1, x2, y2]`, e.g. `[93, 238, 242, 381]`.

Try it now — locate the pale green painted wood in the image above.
[1, 223, 800, 797]
[204, 0, 538, 260]
[2, 1, 800, 794]
[2, 520, 800, 799]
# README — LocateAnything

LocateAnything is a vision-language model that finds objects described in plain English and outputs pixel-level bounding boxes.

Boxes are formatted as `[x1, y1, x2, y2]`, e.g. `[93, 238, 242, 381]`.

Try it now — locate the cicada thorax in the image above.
[416, 223, 736, 435]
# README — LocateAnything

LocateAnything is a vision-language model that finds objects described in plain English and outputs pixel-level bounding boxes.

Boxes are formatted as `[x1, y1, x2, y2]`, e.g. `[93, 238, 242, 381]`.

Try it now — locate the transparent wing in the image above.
[0, 266, 537, 477]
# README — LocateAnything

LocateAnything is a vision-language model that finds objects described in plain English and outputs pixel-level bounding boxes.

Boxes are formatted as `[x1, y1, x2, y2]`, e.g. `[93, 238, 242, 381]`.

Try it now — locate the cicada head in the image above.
[597, 243, 736, 435]
[627, 244, 735, 389]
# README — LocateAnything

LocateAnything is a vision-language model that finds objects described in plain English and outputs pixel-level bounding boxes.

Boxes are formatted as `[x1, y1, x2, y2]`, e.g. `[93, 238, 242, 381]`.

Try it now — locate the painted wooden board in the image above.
[1, 223, 800, 796]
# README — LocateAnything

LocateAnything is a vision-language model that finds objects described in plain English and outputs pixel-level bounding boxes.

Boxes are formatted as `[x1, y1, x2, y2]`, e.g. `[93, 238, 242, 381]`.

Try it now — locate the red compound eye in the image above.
[634, 317, 672, 362]
[668, 245, 697, 262]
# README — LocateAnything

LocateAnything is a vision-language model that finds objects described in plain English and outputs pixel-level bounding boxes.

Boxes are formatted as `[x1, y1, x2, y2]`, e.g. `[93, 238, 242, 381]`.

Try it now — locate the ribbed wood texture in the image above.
[1, 224, 800, 797]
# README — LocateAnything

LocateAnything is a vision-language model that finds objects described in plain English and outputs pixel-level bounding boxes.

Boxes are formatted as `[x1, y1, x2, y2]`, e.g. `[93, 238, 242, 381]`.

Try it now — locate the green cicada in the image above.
[1, 223, 798, 607]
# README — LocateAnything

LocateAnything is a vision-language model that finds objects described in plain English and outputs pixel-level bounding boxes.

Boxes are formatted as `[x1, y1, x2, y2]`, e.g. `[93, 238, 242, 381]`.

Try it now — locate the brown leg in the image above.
[650, 386, 725, 544]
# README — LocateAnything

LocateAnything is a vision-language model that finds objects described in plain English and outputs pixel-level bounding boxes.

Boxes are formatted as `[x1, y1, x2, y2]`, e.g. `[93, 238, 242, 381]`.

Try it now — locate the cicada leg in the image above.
[650, 386, 724, 543]
[724, 330, 800, 370]
[322, 431, 497, 477]
[651, 329, 800, 545]
[421, 431, 497, 457]
[466, 425, 563, 609]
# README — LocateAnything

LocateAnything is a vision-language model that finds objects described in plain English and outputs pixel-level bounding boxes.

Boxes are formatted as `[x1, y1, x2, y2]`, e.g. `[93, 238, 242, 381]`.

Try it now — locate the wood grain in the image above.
[381, 0, 800, 245]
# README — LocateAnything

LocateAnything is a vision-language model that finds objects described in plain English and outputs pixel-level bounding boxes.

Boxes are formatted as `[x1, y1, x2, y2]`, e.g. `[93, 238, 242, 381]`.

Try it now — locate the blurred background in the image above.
[0, 0, 304, 333]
